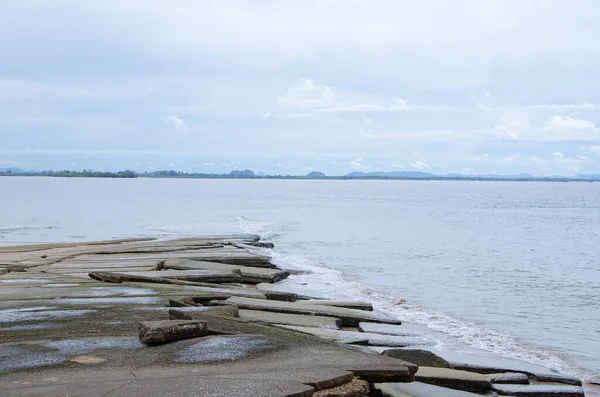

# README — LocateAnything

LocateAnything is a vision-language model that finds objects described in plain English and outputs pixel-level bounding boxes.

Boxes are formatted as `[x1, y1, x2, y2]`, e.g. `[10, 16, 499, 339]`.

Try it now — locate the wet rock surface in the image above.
[0, 236, 416, 397]
[414, 366, 492, 393]
[381, 349, 453, 368]
[377, 381, 486, 397]
[175, 334, 276, 363]
[0, 236, 587, 397]
[239, 309, 342, 329]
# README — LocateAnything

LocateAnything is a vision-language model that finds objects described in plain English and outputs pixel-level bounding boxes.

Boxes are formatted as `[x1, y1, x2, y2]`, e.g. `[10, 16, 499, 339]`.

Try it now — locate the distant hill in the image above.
[465, 173, 535, 179]
[343, 171, 551, 180]
[345, 171, 435, 178]
[575, 174, 600, 180]
[439, 173, 535, 179]
[306, 171, 326, 178]
[0, 168, 24, 173]
[230, 169, 255, 177]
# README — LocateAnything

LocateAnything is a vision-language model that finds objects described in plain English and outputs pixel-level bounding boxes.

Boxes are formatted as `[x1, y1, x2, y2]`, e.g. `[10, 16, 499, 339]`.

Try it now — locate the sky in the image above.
[2, 0, 600, 176]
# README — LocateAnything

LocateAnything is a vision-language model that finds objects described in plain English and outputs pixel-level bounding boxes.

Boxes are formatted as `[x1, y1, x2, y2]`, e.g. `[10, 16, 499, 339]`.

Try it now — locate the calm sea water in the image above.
[1, 177, 599, 381]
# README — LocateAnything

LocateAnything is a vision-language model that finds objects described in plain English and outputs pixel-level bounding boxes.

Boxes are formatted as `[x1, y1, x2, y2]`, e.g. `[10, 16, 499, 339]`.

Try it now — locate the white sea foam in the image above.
[238, 216, 280, 241]
[254, 243, 594, 382]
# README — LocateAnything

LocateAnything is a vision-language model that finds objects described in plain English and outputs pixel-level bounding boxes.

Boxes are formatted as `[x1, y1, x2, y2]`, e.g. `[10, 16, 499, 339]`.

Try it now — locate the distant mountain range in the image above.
[343, 171, 600, 180]
[2, 168, 599, 181]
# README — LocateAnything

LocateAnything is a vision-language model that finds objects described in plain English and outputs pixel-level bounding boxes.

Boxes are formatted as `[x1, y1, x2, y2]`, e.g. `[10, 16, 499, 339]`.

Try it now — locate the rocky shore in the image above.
[0, 236, 596, 396]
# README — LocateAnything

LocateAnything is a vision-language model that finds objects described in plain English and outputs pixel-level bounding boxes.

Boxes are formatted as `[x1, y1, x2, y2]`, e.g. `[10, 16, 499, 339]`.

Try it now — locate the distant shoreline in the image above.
[0, 173, 598, 182]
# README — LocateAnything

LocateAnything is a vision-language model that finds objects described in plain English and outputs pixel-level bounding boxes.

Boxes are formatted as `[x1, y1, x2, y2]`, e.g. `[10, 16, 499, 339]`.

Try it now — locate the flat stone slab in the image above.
[44, 258, 161, 269]
[117, 270, 244, 283]
[489, 372, 530, 384]
[377, 381, 486, 397]
[138, 320, 208, 345]
[450, 362, 582, 386]
[213, 368, 355, 391]
[210, 297, 401, 326]
[273, 325, 432, 348]
[162, 259, 289, 284]
[415, 367, 492, 393]
[300, 300, 374, 311]
[531, 373, 584, 386]
[169, 306, 240, 319]
[239, 310, 342, 329]
[438, 351, 583, 386]
[255, 282, 327, 300]
[147, 251, 275, 268]
[126, 282, 269, 300]
[493, 384, 585, 397]
[358, 322, 416, 336]
[273, 325, 370, 345]
[359, 334, 433, 347]
[381, 349, 453, 368]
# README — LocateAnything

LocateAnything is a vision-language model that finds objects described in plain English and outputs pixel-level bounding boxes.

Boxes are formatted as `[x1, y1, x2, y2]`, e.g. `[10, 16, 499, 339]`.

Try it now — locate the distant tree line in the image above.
[0, 169, 137, 178]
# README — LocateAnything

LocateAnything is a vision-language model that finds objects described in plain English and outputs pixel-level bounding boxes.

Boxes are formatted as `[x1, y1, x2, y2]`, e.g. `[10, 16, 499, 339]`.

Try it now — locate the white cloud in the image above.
[360, 129, 470, 141]
[541, 115, 600, 141]
[546, 115, 596, 131]
[583, 145, 600, 156]
[350, 160, 370, 171]
[278, 79, 451, 114]
[483, 112, 600, 142]
[528, 103, 600, 111]
[483, 105, 531, 140]
[410, 161, 430, 170]
[201, 162, 215, 167]
[475, 153, 592, 168]
[391, 163, 404, 169]
[277, 78, 335, 110]
[161, 115, 188, 132]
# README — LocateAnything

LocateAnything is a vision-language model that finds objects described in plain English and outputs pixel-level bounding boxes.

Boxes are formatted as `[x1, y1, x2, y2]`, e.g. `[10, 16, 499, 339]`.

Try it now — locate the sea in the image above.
[1, 176, 599, 383]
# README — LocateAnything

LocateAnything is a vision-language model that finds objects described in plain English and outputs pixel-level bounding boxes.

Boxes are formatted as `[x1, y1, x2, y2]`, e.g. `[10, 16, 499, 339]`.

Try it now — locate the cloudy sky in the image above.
[2, 0, 600, 176]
